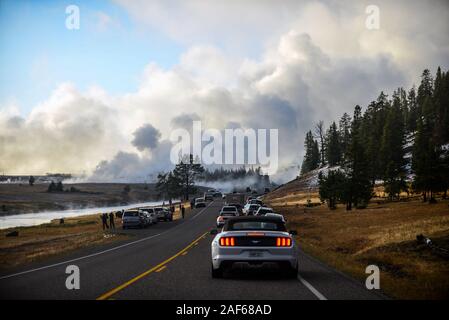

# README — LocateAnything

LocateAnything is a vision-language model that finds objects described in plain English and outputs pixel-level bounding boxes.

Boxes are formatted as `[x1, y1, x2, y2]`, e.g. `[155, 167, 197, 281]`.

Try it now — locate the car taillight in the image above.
[276, 237, 292, 247]
[219, 237, 235, 246]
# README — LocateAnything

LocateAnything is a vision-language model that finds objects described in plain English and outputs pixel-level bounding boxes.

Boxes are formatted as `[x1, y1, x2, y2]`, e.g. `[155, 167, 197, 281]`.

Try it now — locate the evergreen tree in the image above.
[362, 92, 390, 184]
[172, 154, 204, 200]
[343, 105, 373, 210]
[300, 131, 320, 175]
[412, 97, 445, 201]
[406, 86, 418, 133]
[318, 169, 346, 209]
[314, 121, 326, 166]
[338, 113, 351, 160]
[380, 91, 407, 199]
[325, 122, 341, 166]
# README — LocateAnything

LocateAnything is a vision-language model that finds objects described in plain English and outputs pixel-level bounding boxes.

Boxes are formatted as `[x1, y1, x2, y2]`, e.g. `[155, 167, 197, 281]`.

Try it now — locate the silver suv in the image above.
[122, 210, 147, 229]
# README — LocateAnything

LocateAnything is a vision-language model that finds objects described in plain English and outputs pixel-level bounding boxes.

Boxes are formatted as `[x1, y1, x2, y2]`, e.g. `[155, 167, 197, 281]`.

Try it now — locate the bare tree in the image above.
[314, 121, 326, 166]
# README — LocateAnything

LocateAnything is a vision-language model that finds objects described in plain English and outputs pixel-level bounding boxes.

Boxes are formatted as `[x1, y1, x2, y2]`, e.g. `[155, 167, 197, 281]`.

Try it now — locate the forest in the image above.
[299, 67, 449, 209]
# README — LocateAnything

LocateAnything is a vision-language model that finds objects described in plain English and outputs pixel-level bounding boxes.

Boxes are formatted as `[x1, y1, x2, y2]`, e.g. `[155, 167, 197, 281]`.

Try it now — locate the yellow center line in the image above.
[96, 231, 208, 300]
[155, 265, 167, 273]
[181, 251, 188, 256]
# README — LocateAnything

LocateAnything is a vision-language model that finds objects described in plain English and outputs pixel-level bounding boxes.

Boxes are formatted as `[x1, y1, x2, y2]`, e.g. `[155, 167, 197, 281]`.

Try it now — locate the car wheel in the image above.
[286, 264, 298, 279]
[211, 263, 223, 278]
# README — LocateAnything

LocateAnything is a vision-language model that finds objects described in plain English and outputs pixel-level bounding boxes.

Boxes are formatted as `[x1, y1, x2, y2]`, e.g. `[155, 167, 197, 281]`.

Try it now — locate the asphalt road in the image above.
[0, 200, 385, 300]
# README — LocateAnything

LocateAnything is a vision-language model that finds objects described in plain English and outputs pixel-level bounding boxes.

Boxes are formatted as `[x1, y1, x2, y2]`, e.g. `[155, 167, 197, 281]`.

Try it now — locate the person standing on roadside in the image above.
[101, 213, 109, 230]
[109, 212, 115, 230]
[181, 205, 185, 219]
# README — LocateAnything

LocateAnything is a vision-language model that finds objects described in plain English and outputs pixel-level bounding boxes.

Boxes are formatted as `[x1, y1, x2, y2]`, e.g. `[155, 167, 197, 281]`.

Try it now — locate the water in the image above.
[0, 200, 173, 230]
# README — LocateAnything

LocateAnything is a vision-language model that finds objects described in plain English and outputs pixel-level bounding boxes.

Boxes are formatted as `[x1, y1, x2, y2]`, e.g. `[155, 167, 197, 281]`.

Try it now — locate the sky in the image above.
[0, 0, 448, 182]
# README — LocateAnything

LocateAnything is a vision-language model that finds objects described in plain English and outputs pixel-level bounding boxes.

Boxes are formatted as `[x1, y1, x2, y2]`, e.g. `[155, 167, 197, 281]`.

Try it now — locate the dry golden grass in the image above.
[267, 198, 449, 299]
[0, 214, 129, 270]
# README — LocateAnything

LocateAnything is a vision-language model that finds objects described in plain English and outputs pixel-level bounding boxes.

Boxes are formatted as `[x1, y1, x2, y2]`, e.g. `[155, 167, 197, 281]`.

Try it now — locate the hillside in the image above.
[264, 166, 335, 206]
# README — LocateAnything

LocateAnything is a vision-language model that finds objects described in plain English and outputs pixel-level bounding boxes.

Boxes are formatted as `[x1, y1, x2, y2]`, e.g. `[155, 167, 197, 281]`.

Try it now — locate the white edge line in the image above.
[0, 202, 213, 280]
[298, 274, 327, 300]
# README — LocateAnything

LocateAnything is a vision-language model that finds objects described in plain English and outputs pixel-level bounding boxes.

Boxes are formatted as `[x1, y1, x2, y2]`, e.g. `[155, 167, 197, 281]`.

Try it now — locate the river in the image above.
[0, 200, 175, 229]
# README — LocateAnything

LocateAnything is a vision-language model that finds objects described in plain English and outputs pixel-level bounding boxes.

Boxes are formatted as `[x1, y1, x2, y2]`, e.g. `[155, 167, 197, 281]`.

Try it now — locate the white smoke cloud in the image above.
[1, 0, 448, 183]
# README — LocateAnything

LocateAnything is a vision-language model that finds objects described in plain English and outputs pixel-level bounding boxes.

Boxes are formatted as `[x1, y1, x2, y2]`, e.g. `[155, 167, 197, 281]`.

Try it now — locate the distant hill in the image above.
[264, 167, 335, 205]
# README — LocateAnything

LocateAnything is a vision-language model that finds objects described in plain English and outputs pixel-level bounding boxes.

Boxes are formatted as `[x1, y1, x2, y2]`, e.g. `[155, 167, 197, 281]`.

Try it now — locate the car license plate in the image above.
[249, 251, 264, 257]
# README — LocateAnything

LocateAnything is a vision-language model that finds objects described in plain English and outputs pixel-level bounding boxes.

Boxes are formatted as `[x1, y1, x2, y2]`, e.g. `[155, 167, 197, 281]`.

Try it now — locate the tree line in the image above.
[299, 67, 449, 209]
[156, 158, 272, 201]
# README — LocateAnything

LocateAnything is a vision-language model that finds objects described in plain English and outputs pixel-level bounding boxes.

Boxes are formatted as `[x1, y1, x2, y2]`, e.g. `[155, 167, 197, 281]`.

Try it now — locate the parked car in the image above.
[122, 210, 147, 229]
[243, 203, 261, 216]
[210, 216, 298, 278]
[204, 192, 214, 201]
[140, 208, 158, 225]
[255, 207, 274, 216]
[216, 206, 238, 227]
[154, 207, 173, 221]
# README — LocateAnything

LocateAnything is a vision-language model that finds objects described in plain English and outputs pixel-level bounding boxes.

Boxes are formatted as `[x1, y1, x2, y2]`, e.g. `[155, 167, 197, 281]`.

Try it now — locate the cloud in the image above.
[132, 123, 161, 151]
[1, 0, 449, 182]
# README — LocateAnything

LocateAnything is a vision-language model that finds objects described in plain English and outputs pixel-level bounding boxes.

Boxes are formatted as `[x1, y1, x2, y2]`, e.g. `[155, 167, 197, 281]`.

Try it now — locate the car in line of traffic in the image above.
[216, 206, 239, 227]
[243, 203, 261, 216]
[210, 216, 298, 278]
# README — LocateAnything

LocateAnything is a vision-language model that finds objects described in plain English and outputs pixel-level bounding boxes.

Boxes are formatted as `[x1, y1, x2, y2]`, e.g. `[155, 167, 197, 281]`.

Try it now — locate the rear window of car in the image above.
[222, 207, 236, 211]
[250, 205, 260, 209]
[154, 208, 163, 212]
[123, 211, 139, 217]
[258, 208, 272, 214]
[226, 221, 286, 231]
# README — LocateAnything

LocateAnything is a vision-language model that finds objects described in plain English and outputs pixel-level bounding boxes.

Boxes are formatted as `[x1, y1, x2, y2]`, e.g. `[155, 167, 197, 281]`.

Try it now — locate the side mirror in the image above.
[289, 230, 297, 236]
[210, 229, 218, 235]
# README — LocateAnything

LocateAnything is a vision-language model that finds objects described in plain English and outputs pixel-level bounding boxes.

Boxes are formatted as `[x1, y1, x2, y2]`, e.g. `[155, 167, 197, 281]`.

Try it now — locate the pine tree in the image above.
[363, 92, 390, 184]
[380, 90, 407, 199]
[300, 131, 320, 175]
[325, 122, 341, 166]
[318, 169, 346, 209]
[343, 105, 373, 210]
[406, 86, 418, 133]
[172, 154, 204, 200]
[314, 121, 326, 166]
[338, 113, 351, 161]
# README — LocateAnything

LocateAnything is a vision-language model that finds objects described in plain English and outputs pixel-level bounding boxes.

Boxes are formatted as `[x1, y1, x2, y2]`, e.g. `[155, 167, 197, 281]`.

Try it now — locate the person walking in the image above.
[109, 212, 115, 230]
[101, 213, 109, 230]
[181, 205, 185, 219]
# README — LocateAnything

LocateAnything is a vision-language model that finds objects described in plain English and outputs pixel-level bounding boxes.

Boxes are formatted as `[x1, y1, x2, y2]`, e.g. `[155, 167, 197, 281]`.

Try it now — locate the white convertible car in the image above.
[210, 216, 298, 278]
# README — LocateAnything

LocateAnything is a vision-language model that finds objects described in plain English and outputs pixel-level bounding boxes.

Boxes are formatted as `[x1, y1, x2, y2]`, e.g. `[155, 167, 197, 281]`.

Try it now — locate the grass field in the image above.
[267, 198, 449, 299]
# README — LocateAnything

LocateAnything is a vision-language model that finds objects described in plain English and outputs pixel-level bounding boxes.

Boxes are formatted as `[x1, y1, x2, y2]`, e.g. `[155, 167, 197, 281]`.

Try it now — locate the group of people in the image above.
[100, 211, 116, 230]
